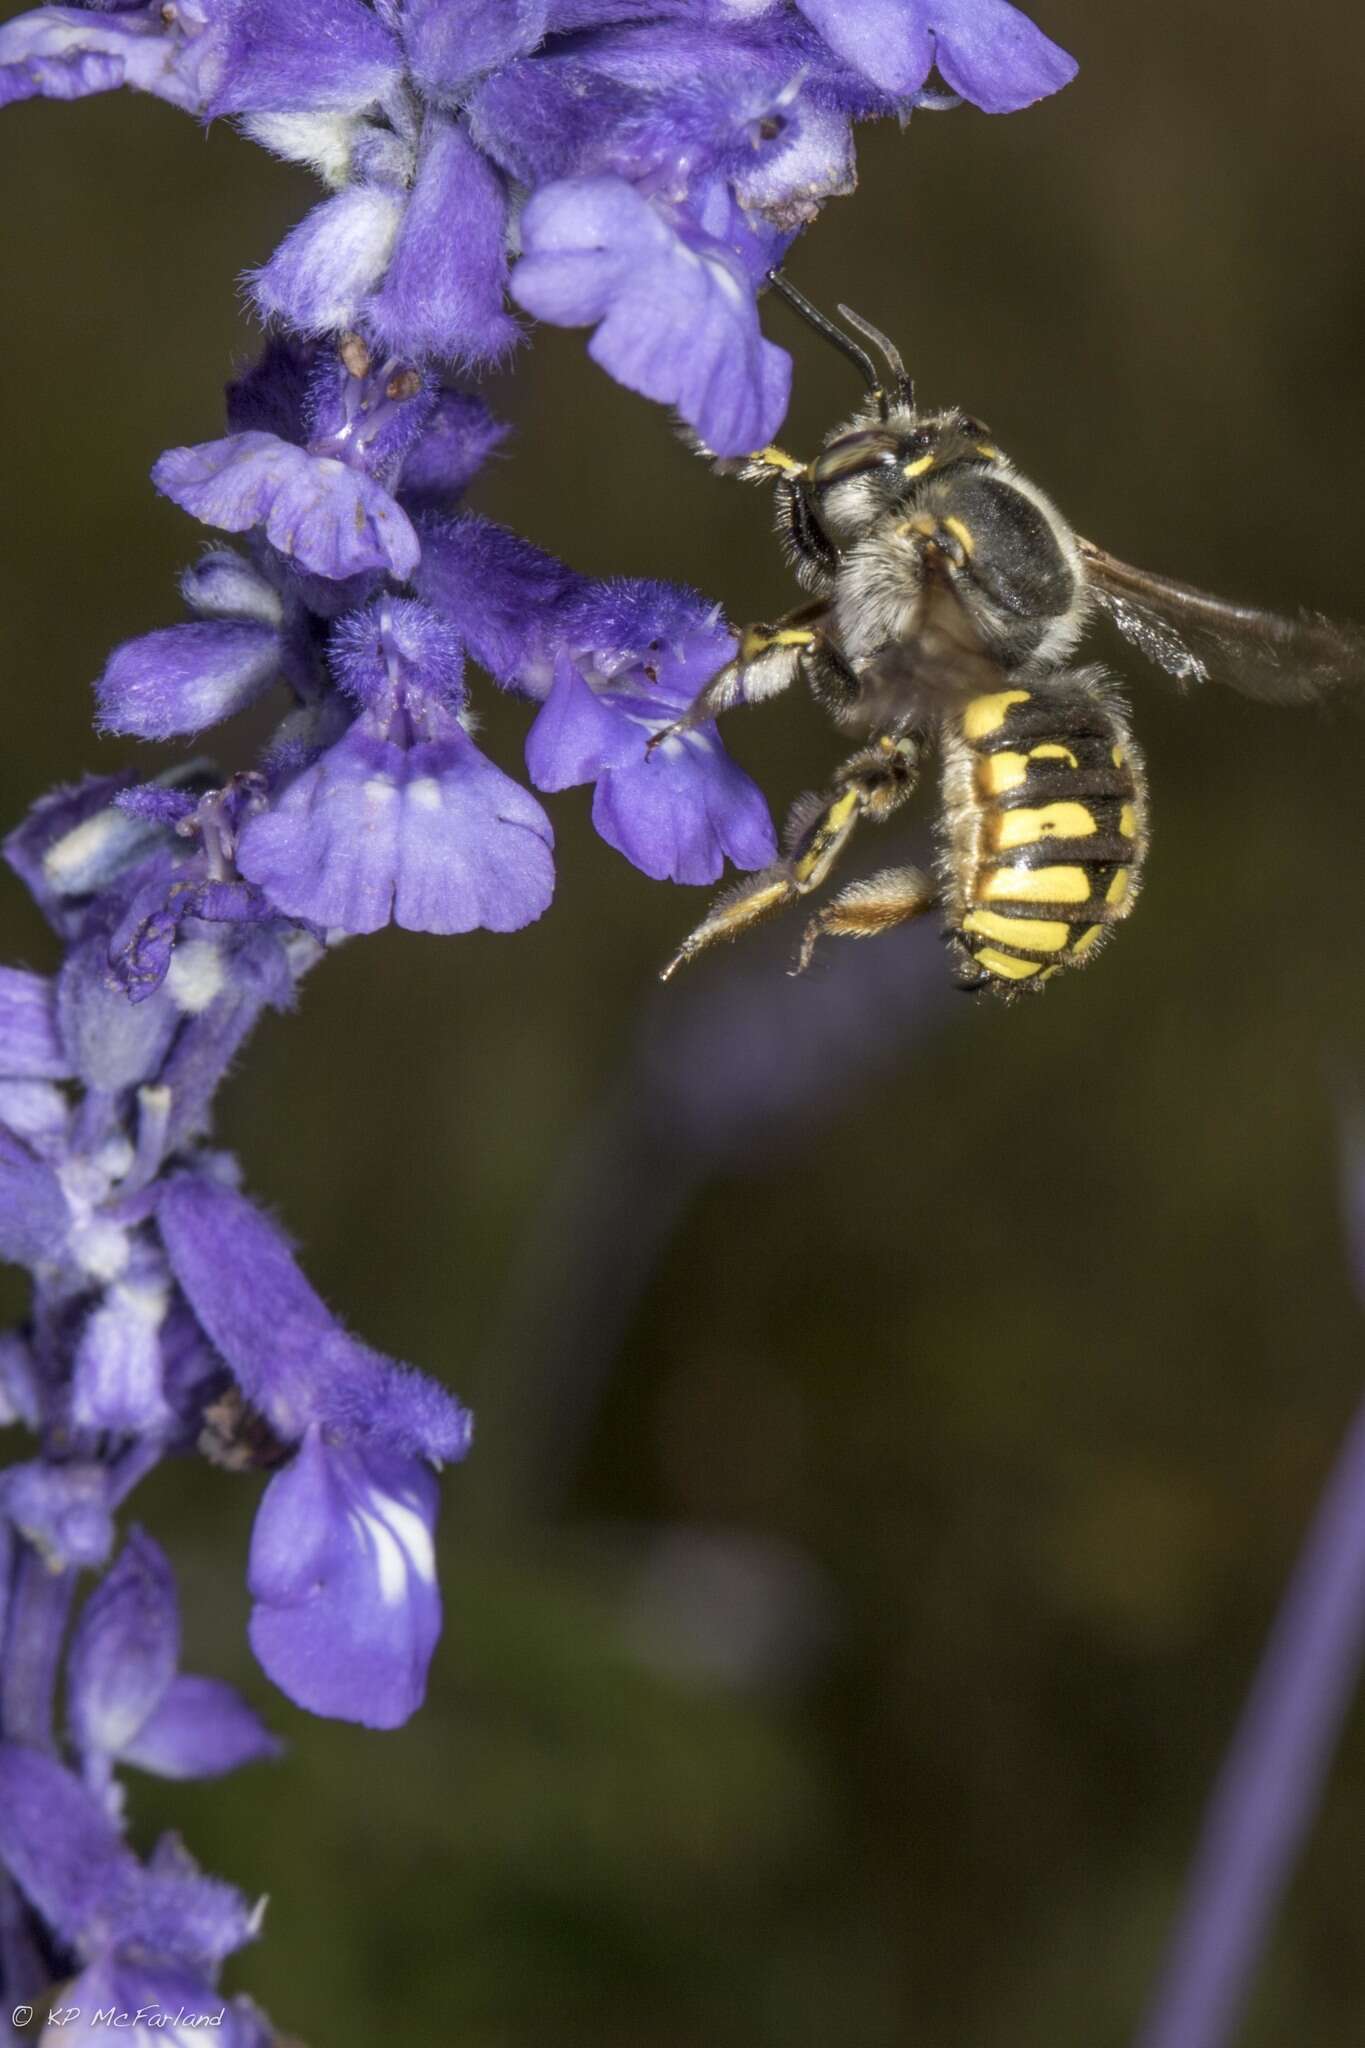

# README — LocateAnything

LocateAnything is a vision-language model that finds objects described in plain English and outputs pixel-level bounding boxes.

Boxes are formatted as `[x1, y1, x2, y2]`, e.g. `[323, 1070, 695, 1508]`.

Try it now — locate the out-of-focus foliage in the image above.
[3, 0, 1365, 2040]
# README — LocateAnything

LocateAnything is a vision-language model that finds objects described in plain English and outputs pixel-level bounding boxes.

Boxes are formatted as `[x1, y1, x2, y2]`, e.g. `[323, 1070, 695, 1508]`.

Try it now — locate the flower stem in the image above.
[1135, 1387, 1365, 2048]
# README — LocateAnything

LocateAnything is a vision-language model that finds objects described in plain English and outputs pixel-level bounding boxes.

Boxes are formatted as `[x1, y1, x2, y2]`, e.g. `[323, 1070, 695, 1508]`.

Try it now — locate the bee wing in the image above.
[1078, 537, 1365, 707]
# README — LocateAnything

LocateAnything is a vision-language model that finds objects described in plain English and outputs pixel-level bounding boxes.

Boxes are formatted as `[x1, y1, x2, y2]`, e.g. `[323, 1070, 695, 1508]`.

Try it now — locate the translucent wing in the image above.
[1078, 537, 1365, 706]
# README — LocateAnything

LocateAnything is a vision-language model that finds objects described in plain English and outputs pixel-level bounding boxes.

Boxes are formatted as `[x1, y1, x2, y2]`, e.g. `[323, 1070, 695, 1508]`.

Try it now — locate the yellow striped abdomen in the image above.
[946, 674, 1147, 995]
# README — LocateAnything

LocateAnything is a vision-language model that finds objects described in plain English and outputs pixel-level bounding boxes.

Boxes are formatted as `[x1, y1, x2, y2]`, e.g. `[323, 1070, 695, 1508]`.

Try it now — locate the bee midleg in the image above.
[646, 599, 831, 747]
[659, 734, 923, 982]
[802, 637, 862, 721]
[793, 867, 938, 976]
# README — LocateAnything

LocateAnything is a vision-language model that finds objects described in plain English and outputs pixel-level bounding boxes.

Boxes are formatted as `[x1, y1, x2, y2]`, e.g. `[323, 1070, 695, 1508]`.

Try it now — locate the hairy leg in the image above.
[792, 865, 938, 975]
[645, 598, 832, 745]
[660, 734, 923, 981]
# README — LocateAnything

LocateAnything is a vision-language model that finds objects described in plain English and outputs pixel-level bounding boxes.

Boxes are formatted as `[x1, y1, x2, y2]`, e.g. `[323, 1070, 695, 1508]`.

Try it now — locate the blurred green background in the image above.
[3, 1, 1365, 2041]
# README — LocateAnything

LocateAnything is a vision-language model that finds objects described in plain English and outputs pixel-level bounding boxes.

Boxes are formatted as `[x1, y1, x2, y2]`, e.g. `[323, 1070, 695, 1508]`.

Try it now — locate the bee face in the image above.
[808, 406, 1004, 547]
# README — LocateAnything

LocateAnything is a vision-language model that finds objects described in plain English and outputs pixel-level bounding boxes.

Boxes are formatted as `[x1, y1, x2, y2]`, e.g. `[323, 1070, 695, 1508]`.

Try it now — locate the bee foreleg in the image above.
[660, 734, 922, 981]
[646, 600, 830, 751]
[793, 866, 938, 976]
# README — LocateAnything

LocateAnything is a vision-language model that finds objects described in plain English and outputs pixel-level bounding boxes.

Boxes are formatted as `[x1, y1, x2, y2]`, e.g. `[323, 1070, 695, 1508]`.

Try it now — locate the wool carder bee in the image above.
[654, 274, 1363, 995]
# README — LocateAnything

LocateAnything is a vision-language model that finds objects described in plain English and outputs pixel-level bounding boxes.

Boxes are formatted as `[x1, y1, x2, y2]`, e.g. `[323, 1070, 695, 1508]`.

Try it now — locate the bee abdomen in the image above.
[950, 679, 1146, 992]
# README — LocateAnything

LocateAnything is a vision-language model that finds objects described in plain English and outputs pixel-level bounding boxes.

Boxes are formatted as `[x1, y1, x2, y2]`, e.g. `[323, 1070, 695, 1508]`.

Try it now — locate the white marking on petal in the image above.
[116, 1278, 170, 1327]
[70, 1220, 130, 1285]
[242, 111, 357, 188]
[406, 777, 443, 812]
[165, 939, 225, 1014]
[355, 1487, 437, 1605]
[363, 777, 398, 803]
[43, 811, 140, 895]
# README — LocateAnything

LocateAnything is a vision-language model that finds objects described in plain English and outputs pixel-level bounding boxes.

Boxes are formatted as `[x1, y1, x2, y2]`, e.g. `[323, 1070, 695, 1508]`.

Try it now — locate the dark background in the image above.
[3, 2, 1365, 2041]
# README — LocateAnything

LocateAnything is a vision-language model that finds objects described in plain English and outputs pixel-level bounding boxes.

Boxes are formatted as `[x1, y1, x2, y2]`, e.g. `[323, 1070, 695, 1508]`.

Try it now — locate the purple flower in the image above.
[524, 581, 777, 883]
[4, 0, 1077, 441]
[68, 1529, 281, 1789]
[157, 1170, 471, 1466]
[237, 597, 556, 935]
[247, 1429, 443, 1729]
[0, 1, 232, 115]
[413, 519, 775, 881]
[0, 1743, 265, 2024]
[513, 173, 792, 454]
[152, 432, 420, 585]
[794, 0, 1078, 111]
[148, 1171, 467, 1725]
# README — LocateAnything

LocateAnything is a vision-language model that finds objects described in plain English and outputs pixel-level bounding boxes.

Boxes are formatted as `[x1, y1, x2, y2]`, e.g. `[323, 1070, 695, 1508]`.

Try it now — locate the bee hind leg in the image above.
[793, 867, 938, 976]
[660, 734, 922, 982]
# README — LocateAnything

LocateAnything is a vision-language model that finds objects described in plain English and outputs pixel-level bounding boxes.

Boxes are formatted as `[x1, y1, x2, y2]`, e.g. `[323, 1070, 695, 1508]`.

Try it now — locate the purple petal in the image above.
[364, 112, 518, 366]
[0, 3, 231, 110]
[794, 0, 931, 97]
[157, 1171, 473, 1463]
[0, 1460, 115, 1569]
[0, 1328, 41, 1430]
[67, 1527, 178, 1761]
[122, 1673, 283, 1779]
[0, 1743, 138, 1948]
[512, 175, 791, 454]
[930, 0, 1076, 113]
[733, 97, 856, 229]
[397, 390, 509, 510]
[248, 1430, 443, 1728]
[153, 432, 420, 582]
[238, 717, 555, 936]
[403, 0, 547, 100]
[58, 932, 178, 1090]
[122, 1831, 259, 1971]
[71, 1276, 176, 1437]
[0, 1127, 67, 1270]
[65, 1958, 270, 2048]
[250, 183, 405, 337]
[0, 46, 124, 105]
[525, 655, 641, 790]
[396, 731, 556, 934]
[180, 548, 283, 623]
[593, 728, 777, 883]
[210, 0, 402, 115]
[97, 620, 282, 739]
[0, 966, 70, 1079]
[328, 596, 465, 714]
[5, 771, 171, 933]
[412, 514, 579, 684]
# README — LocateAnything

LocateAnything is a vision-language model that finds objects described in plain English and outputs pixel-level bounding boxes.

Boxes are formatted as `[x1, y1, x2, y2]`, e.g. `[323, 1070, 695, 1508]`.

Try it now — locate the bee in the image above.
[654, 273, 1363, 994]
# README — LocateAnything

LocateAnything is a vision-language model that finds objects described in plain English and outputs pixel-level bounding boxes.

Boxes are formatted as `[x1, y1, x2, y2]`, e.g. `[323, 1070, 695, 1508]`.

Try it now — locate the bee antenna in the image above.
[836, 303, 914, 411]
[765, 270, 891, 419]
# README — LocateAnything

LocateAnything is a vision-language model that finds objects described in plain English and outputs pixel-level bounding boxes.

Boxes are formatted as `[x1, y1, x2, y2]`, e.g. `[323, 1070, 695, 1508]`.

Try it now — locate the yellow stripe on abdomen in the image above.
[981, 864, 1091, 904]
[974, 947, 1045, 981]
[992, 801, 1098, 850]
[962, 910, 1071, 953]
[962, 690, 1030, 741]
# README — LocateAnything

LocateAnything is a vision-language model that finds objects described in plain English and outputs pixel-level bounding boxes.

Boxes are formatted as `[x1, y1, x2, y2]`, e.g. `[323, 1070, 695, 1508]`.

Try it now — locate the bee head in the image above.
[807, 409, 1004, 543]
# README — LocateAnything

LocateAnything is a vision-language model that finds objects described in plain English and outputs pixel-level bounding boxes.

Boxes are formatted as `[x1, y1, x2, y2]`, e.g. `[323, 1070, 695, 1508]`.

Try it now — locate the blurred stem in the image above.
[1135, 1384, 1365, 2048]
